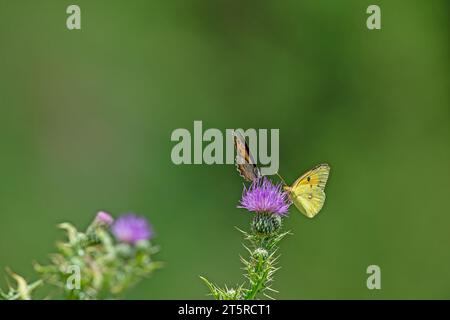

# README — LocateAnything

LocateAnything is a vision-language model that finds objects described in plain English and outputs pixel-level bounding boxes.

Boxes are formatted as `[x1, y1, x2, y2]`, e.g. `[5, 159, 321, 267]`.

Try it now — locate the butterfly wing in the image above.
[233, 131, 261, 182]
[292, 163, 330, 191]
[289, 163, 330, 218]
[291, 186, 326, 218]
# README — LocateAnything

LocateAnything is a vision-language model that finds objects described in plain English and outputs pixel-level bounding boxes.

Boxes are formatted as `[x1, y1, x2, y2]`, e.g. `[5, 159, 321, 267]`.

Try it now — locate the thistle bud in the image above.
[252, 247, 269, 260]
[251, 212, 282, 235]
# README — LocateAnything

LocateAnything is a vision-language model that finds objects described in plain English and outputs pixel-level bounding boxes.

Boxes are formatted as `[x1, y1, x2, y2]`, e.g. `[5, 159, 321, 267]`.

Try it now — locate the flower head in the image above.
[94, 211, 114, 226]
[238, 177, 291, 216]
[112, 214, 153, 244]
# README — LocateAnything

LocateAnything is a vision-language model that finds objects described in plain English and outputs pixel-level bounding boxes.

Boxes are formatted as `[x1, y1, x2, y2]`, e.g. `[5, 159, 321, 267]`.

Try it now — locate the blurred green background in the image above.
[0, 0, 449, 299]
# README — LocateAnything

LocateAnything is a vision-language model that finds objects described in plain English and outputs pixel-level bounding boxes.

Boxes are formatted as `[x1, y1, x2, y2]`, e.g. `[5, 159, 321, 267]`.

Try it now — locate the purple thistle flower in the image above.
[94, 211, 114, 226]
[112, 214, 153, 244]
[238, 177, 291, 216]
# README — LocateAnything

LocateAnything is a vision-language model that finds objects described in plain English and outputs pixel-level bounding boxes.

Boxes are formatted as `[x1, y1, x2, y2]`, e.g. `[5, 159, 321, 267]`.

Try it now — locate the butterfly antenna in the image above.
[276, 172, 287, 185]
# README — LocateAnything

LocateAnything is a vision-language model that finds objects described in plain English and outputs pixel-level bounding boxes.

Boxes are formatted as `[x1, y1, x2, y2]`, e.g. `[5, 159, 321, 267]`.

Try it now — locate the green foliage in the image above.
[1, 216, 162, 300]
[0, 271, 42, 300]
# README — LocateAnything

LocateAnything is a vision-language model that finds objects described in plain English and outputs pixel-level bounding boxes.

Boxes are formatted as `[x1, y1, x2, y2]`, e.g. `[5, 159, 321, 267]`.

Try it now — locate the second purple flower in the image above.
[112, 214, 153, 244]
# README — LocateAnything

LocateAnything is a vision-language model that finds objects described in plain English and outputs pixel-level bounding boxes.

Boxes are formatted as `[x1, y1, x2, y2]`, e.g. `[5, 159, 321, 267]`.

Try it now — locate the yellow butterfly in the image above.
[278, 164, 330, 218]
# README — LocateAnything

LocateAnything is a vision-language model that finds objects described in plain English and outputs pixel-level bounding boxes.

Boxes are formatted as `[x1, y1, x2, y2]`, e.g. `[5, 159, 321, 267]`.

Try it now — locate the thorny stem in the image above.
[245, 258, 269, 300]
[244, 231, 280, 300]
[201, 214, 289, 300]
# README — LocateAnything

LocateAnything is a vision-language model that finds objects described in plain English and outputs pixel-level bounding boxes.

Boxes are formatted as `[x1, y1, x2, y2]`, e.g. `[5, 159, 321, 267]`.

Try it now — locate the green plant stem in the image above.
[245, 265, 269, 300]
[245, 235, 272, 299]
[201, 219, 289, 300]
